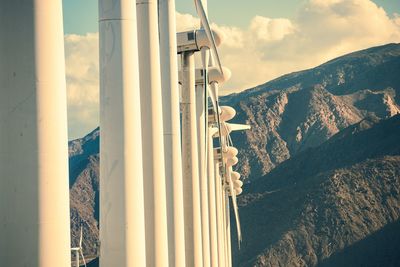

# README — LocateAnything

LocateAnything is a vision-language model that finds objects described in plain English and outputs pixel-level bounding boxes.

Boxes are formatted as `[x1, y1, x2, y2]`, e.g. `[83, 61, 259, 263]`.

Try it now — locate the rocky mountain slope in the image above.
[69, 128, 99, 257]
[68, 43, 400, 264]
[223, 43, 400, 181]
[234, 115, 400, 266]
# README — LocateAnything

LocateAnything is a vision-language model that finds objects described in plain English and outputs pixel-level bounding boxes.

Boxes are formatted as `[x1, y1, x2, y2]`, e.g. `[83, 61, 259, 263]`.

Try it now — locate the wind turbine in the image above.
[137, 0, 170, 265]
[177, 9, 223, 267]
[158, 0, 186, 266]
[71, 226, 87, 267]
[1, 1, 71, 266]
[99, 0, 147, 266]
[191, 3, 249, 265]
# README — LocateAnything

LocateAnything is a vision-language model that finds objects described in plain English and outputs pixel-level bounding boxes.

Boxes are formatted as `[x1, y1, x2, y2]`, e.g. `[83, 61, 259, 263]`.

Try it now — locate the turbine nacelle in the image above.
[220, 106, 236, 122]
[177, 29, 222, 54]
[178, 67, 231, 86]
[227, 171, 243, 196]
[213, 147, 238, 161]
[208, 67, 231, 85]
[226, 156, 238, 167]
[208, 106, 235, 124]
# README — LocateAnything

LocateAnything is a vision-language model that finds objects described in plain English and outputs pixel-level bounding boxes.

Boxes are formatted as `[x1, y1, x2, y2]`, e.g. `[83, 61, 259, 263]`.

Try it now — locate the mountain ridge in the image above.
[222, 43, 400, 181]
[234, 115, 400, 266]
[67, 43, 400, 266]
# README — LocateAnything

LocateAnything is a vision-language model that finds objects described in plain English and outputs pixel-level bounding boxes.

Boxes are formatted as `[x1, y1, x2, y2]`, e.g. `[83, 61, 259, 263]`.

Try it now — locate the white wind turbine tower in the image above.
[137, 0, 170, 265]
[178, 5, 224, 264]
[99, 0, 147, 266]
[193, 1, 227, 266]
[158, 0, 186, 266]
[181, 36, 204, 267]
[71, 226, 87, 267]
[195, 1, 211, 265]
[0, 1, 71, 266]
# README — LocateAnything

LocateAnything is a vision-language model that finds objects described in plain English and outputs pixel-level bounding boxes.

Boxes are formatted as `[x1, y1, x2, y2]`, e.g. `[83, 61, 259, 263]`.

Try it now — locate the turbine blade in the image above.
[208, 84, 217, 112]
[203, 61, 209, 188]
[227, 167, 242, 246]
[227, 123, 251, 131]
[80, 249, 87, 267]
[194, 0, 224, 75]
[79, 226, 83, 247]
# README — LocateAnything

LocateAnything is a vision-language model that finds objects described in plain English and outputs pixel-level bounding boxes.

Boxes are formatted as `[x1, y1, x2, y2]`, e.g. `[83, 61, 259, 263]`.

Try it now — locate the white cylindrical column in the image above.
[225, 194, 232, 267]
[0, 1, 71, 266]
[137, 0, 170, 265]
[181, 52, 203, 267]
[158, 0, 186, 266]
[208, 131, 219, 267]
[215, 161, 226, 267]
[196, 83, 211, 267]
[99, 0, 147, 266]
[222, 186, 229, 266]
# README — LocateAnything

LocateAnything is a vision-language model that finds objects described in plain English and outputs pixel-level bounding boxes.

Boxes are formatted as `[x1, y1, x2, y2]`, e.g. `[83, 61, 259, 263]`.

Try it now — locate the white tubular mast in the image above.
[181, 52, 204, 267]
[196, 81, 211, 267]
[158, 0, 186, 266]
[0, 0, 71, 266]
[99, 0, 146, 266]
[137, 0, 170, 266]
[215, 159, 227, 267]
[208, 128, 220, 266]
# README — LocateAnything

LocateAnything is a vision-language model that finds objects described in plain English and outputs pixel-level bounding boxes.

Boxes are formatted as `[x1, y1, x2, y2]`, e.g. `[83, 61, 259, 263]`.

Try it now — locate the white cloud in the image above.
[249, 16, 295, 42]
[64, 33, 99, 140]
[64, 0, 400, 137]
[174, 0, 400, 93]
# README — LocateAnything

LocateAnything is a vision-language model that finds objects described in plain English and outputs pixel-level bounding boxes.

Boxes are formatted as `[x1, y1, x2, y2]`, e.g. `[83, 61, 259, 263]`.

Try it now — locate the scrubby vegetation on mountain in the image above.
[68, 43, 400, 266]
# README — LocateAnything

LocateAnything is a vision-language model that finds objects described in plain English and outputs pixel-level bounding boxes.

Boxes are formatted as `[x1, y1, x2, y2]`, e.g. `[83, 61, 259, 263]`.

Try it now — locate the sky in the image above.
[62, 0, 400, 139]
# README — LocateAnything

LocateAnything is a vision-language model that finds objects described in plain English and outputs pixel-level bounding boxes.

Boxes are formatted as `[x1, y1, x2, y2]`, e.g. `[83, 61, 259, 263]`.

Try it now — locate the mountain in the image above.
[68, 43, 400, 264]
[233, 114, 400, 266]
[69, 128, 99, 257]
[222, 43, 400, 181]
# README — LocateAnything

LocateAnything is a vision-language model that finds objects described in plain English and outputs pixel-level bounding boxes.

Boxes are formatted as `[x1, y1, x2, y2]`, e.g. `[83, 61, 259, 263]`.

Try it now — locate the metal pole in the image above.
[137, 0, 170, 265]
[99, 0, 147, 266]
[198, 1, 212, 265]
[158, 0, 186, 266]
[76, 250, 80, 267]
[0, 1, 71, 266]
[226, 194, 232, 267]
[215, 161, 226, 267]
[196, 83, 211, 267]
[222, 186, 229, 266]
[182, 52, 203, 267]
[208, 130, 219, 266]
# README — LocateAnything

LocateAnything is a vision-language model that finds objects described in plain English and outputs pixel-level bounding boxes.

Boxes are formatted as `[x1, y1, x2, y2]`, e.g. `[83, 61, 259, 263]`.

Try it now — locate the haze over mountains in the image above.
[68, 43, 400, 266]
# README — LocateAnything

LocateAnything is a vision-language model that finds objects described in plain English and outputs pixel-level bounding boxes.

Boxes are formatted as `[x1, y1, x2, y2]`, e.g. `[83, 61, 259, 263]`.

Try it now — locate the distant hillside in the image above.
[234, 115, 400, 266]
[69, 128, 99, 257]
[68, 43, 400, 264]
[223, 43, 400, 181]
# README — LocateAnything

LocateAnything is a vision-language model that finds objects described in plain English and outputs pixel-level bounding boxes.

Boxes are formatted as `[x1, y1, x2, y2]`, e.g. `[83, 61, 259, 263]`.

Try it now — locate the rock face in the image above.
[234, 115, 400, 266]
[68, 43, 400, 264]
[69, 128, 99, 257]
[223, 43, 400, 181]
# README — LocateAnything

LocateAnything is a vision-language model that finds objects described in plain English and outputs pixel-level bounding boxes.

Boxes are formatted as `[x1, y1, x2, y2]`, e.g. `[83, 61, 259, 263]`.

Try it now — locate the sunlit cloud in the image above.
[64, 33, 99, 140]
[64, 0, 400, 138]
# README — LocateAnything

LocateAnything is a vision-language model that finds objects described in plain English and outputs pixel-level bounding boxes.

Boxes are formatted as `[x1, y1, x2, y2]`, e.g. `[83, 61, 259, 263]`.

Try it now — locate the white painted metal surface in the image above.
[99, 0, 146, 266]
[137, 0, 170, 265]
[208, 129, 220, 267]
[198, 1, 212, 265]
[196, 82, 212, 267]
[0, 1, 71, 266]
[226, 194, 232, 267]
[181, 52, 204, 267]
[159, 0, 186, 266]
[215, 161, 227, 267]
